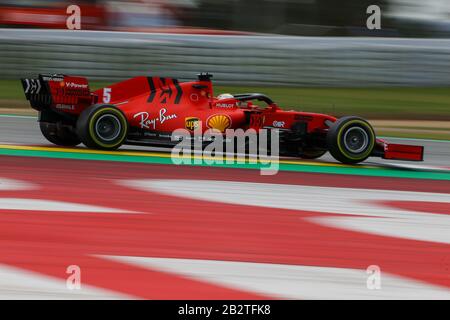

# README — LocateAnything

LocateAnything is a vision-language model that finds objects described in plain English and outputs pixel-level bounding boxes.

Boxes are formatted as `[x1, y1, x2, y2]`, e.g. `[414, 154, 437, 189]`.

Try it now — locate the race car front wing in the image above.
[375, 139, 424, 161]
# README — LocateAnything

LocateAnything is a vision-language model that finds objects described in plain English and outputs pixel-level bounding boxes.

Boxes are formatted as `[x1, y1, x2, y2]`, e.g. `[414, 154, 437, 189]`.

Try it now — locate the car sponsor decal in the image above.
[159, 77, 171, 104]
[41, 75, 64, 82]
[206, 114, 231, 132]
[65, 82, 88, 89]
[54, 77, 90, 97]
[215, 102, 236, 108]
[55, 104, 75, 111]
[173, 79, 183, 104]
[147, 77, 156, 103]
[133, 108, 177, 130]
[272, 121, 285, 128]
[185, 117, 200, 131]
[146, 77, 183, 105]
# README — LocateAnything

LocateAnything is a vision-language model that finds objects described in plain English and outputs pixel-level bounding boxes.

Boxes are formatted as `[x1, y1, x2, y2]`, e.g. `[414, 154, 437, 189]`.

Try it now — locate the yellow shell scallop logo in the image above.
[206, 114, 231, 132]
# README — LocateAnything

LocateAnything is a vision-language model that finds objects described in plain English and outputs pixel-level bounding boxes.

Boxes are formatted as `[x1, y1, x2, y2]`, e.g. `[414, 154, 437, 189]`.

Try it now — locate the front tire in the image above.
[76, 104, 128, 150]
[327, 116, 375, 164]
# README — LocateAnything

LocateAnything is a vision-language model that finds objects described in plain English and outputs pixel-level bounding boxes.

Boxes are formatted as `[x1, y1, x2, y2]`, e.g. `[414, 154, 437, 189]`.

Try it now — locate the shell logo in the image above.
[206, 114, 231, 132]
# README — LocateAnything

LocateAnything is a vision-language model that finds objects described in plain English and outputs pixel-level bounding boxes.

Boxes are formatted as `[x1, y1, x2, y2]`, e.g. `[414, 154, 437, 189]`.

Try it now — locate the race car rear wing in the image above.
[21, 74, 93, 113]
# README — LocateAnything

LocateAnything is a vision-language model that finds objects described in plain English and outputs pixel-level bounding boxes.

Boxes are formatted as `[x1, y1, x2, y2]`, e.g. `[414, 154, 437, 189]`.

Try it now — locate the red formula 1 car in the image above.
[21, 73, 424, 164]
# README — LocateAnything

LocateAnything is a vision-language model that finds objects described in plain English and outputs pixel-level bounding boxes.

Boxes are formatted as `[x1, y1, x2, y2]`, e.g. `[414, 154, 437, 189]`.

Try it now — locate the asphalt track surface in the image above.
[0, 114, 449, 299]
[1, 114, 450, 167]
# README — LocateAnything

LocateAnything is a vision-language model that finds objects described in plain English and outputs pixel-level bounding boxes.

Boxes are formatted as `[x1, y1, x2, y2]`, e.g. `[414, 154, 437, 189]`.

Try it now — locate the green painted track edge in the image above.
[1, 147, 449, 181]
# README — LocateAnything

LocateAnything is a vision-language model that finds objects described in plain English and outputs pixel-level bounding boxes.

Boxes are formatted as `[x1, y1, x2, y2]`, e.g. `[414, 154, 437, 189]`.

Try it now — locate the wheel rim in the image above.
[95, 114, 121, 142]
[343, 127, 369, 153]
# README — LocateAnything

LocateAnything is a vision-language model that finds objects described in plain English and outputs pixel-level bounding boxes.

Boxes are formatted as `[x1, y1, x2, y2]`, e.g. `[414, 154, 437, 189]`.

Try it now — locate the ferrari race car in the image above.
[21, 73, 424, 164]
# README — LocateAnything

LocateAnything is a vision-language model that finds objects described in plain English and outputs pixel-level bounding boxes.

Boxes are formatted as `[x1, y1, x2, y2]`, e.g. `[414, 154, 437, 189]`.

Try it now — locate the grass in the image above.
[217, 86, 450, 120]
[4, 79, 450, 119]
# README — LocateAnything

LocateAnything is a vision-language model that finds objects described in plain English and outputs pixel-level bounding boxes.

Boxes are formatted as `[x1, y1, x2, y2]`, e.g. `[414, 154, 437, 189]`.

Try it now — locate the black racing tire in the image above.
[326, 116, 376, 164]
[299, 148, 327, 159]
[39, 121, 80, 147]
[76, 104, 128, 150]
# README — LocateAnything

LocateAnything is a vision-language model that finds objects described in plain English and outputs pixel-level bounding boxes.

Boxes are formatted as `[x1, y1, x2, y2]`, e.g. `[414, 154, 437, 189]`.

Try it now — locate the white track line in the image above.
[121, 179, 450, 244]
[0, 114, 37, 119]
[105, 256, 450, 300]
[0, 264, 131, 300]
[0, 198, 136, 213]
[0, 178, 36, 191]
[366, 161, 450, 172]
[378, 136, 450, 144]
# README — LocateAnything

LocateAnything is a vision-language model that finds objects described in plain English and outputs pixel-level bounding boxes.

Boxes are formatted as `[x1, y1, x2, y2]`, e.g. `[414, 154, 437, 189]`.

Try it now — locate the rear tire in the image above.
[39, 121, 80, 147]
[76, 104, 128, 150]
[327, 116, 375, 164]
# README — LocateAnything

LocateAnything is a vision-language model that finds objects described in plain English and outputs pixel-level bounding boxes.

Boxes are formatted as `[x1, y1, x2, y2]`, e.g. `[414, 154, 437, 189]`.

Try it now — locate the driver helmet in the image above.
[217, 93, 234, 100]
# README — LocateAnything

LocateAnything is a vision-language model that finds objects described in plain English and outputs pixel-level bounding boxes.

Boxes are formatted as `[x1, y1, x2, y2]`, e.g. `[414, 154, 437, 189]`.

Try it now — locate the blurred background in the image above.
[0, 0, 449, 138]
[1, 0, 450, 36]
